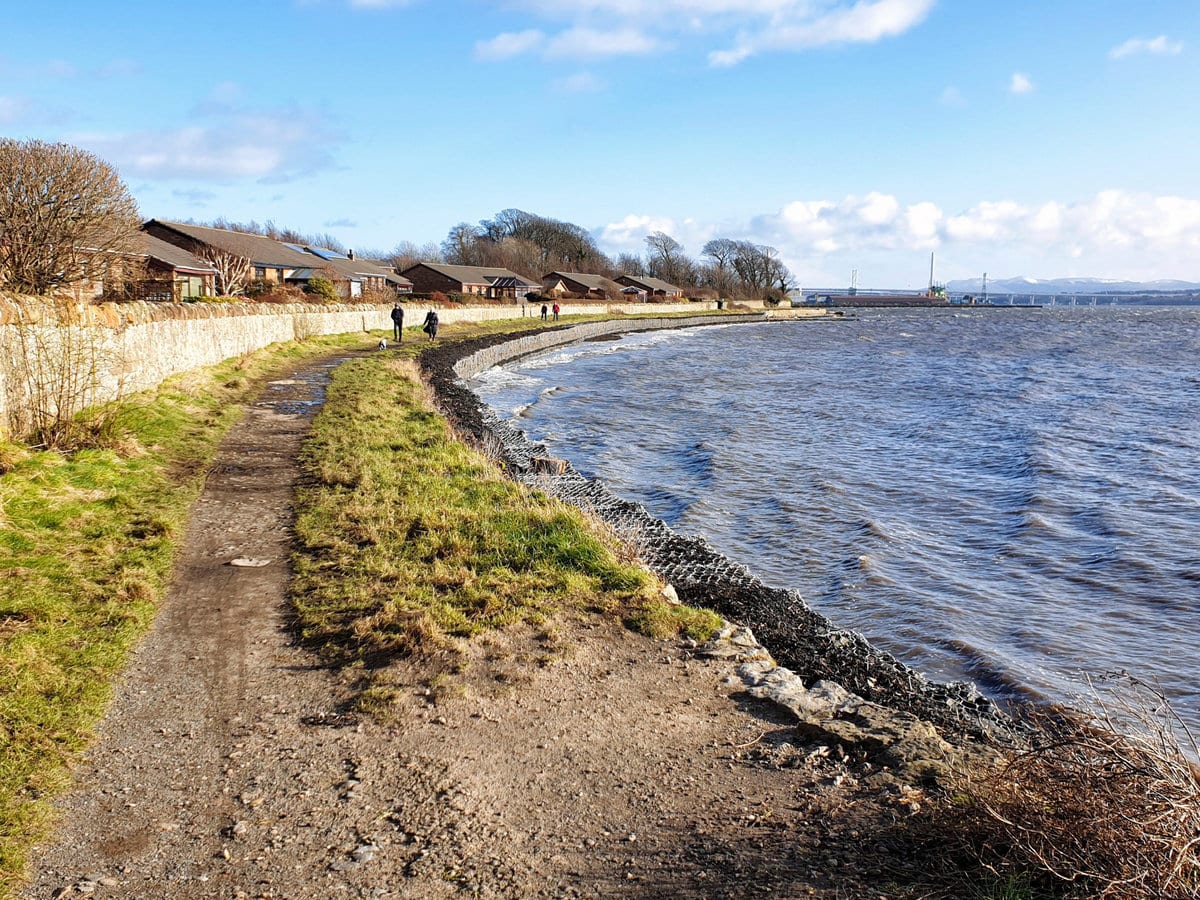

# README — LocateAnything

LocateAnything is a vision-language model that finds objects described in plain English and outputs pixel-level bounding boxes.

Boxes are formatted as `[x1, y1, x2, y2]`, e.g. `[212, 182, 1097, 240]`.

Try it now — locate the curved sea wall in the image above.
[423, 315, 1013, 741]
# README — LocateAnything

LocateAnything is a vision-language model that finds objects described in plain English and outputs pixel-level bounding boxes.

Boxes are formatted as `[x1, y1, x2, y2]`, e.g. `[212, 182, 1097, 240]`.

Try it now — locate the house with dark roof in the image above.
[285, 248, 413, 297]
[401, 263, 539, 300]
[135, 234, 218, 300]
[67, 233, 217, 302]
[143, 220, 315, 286]
[541, 271, 620, 300]
[614, 274, 685, 301]
[144, 220, 412, 298]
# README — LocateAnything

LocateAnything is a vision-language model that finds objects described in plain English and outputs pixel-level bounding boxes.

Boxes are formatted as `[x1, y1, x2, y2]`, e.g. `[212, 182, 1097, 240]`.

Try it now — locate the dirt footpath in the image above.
[25, 353, 926, 900]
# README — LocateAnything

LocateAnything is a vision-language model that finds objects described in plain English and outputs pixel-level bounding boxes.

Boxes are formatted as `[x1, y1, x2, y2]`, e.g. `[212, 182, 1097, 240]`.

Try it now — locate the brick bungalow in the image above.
[66, 233, 217, 302]
[135, 234, 219, 300]
[143, 220, 314, 286]
[286, 249, 413, 298]
[614, 274, 685, 301]
[401, 263, 539, 300]
[541, 271, 620, 300]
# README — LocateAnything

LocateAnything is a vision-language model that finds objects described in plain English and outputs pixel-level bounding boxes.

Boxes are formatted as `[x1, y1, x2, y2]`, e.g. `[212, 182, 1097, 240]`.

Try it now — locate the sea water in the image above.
[471, 307, 1200, 731]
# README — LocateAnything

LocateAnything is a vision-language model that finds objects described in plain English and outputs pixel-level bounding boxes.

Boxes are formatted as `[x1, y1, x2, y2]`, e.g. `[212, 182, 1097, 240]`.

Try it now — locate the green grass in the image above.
[290, 352, 720, 690]
[0, 330, 374, 895]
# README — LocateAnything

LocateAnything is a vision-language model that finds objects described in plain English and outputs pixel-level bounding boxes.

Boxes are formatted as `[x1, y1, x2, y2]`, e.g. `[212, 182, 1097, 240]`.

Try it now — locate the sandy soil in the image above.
[23, 351, 932, 900]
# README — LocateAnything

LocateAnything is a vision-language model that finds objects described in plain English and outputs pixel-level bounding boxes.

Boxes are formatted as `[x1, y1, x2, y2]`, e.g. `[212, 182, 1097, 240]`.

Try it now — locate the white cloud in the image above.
[0, 96, 27, 125]
[599, 214, 680, 253]
[75, 112, 339, 183]
[45, 59, 78, 79]
[477, 0, 934, 68]
[601, 190, 1200, 285]
[710, 0, 936, 66]
[96, 59, 141, 79]
[1110, 35, 1183, 59]
[545, 26, 660, 58]
[474, 29, 546, 61]
[194, 80, 244, 115]
[939, 86, 965, 107]
[553, 71, 606, 93]
[1009, 72, 1034, 94]
[476, 26, 658, 60]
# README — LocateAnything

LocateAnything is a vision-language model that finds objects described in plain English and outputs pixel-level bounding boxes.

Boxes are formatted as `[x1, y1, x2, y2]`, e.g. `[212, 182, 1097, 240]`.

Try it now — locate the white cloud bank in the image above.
[476, 0, 935, 66]
[1110, 35, 1183, 59]
[599, 190, 1200, 284]
[74, 111, 338, 183]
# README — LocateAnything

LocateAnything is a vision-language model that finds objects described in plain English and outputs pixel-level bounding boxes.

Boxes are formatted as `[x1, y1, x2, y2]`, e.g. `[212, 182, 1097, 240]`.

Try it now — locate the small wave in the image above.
[854, 518, 891, 540]
[471, 366, 542, 392]
[935, 638, 1050, 704]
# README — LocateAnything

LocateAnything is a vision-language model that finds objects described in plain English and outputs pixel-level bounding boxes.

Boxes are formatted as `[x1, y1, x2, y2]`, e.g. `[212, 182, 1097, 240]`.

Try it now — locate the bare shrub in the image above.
[925, 675, 1200, 899]
[293, 312, 321, 342]
[256, 284, 307, 305]
[3, 300, 128, 449]
[361, 287, 397, 306]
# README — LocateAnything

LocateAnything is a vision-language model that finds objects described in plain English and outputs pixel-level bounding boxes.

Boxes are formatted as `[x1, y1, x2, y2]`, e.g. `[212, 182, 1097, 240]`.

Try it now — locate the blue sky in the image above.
[4, 0, 1199, 287]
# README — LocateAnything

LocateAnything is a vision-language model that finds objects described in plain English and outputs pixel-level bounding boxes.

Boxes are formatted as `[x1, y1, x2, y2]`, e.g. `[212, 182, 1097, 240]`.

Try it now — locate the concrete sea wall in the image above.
[0, 295, 714, 439]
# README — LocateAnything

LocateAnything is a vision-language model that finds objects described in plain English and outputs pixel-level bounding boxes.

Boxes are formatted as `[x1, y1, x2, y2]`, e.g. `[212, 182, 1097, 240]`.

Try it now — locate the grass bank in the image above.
[0, 329, 381, 894]
[289, 333, 720, 712]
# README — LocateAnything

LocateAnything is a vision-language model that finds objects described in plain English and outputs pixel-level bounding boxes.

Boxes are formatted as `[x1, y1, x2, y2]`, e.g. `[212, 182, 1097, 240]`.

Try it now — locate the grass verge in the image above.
[0, 330, 373, 896]
[290, 347, 720, 705]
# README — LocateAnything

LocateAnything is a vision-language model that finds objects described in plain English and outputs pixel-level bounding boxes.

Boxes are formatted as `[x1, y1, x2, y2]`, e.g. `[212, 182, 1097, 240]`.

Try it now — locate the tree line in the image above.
[395, 209, 795, 302]
[0, 139, 794, 302]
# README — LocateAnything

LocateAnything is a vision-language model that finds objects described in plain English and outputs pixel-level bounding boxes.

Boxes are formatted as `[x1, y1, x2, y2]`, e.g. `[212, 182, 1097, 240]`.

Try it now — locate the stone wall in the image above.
[452, 313, 751, 380]
[0, 295, 716, 438]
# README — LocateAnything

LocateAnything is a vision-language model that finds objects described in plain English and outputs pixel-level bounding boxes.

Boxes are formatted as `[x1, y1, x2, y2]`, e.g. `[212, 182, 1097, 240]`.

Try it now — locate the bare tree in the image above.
[441, 222, 486, 265]
[385, 240, 442, 271]
[644, 231, 693, 287]
[729, 240, 789, 300]
[197, 247, 252, 297]
[0, 139, 141, 296]
[475, 208, 609, 272]
[701, 238, 739, 299]
[614, 253, 645, 276]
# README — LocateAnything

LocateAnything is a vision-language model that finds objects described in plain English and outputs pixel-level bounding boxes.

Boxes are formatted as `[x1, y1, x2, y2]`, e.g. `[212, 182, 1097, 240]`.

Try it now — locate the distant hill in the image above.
[945, 276, 1200, 295]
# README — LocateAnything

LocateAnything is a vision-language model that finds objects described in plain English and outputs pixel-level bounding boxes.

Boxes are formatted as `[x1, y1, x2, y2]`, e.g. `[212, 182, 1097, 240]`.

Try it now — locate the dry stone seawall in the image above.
[0, 295, 713, 438]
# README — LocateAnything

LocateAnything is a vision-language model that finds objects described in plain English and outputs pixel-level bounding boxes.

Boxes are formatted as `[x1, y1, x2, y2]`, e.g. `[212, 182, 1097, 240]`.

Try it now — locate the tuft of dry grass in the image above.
[907, 674, 1200, 899]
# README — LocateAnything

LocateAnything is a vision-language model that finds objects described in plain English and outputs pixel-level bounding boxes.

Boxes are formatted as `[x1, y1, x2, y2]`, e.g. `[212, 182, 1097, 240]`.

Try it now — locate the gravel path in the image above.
[23, 349, 935, 900]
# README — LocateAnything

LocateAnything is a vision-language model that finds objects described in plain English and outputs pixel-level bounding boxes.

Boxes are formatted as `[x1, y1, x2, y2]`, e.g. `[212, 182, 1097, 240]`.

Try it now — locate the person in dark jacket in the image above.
[540, 303, 548, 321]
[390, 303, 404, 341]
[422, 309, 439, 341]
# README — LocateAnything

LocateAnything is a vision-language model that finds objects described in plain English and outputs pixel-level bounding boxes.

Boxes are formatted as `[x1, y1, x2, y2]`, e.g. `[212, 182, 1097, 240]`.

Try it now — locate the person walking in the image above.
[540, 303, 548, 322]
[552, 302, 560, 321]
[390, 303, 404, 341]
[422, 308, 439, 341]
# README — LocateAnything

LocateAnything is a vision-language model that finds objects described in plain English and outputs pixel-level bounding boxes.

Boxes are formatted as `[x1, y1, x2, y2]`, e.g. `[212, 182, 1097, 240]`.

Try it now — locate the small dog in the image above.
[377, 338, 388, 351]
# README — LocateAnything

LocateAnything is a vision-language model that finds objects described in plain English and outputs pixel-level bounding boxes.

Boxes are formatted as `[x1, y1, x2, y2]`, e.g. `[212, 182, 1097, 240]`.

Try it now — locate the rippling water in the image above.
[471, 307, 1200, 728]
